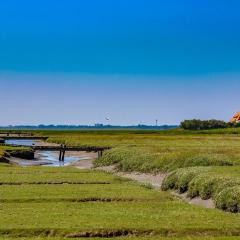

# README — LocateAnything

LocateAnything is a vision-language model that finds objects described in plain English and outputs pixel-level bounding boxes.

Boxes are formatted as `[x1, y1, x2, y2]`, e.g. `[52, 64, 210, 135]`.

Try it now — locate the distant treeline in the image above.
[180, 119, 239, 130]
[0, 124, 178, 130]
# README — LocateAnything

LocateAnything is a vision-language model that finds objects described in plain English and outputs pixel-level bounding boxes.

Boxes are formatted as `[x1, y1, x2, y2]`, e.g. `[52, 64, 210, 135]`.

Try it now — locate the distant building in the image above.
[230, 112, 240, 123]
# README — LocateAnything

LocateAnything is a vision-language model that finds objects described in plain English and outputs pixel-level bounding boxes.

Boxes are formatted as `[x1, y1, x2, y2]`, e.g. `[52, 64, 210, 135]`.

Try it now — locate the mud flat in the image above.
[4, 139, 98, 166]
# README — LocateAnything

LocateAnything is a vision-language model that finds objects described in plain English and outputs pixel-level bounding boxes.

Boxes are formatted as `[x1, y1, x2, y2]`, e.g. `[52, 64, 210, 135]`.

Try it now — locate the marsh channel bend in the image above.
[5, 139, 93, 167]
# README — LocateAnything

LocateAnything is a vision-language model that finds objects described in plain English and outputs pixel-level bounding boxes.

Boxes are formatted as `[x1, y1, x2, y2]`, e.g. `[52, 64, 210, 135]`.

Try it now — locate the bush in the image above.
[162, 166, 240, 212]
[215, 186, 240, 212]
[180, 119, 228, 130]
[188, 175, 240, 200]
[161, 167, 208, 192]
[188, 174, 220, 199]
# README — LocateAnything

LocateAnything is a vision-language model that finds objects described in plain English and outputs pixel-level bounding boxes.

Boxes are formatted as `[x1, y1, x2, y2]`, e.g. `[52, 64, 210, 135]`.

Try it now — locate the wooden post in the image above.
[98, 150, 103, 158]
[59, 150, 62, 161]
[61, 150, 65, 162]
[61, 145, 66, 162]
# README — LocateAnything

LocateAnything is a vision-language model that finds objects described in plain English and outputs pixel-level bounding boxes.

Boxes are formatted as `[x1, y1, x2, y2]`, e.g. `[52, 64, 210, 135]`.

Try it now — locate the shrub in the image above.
[215, 186, 240, 212]
[188, 175, 240, 200]
[188, 174, 220, 199]
[161, 167, 208, 192]
[162, 166, 240, 212]
[180, 119, 228, 130]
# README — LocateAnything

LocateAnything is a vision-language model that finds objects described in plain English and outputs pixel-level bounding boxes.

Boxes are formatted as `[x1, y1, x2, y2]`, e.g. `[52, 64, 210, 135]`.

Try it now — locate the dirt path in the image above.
[74, 161, 215, 209]
[173, 192, 215, 209]
[96, 165, 166, 189]
[97, 165, 215, 209]
[68, 152, 97, 169]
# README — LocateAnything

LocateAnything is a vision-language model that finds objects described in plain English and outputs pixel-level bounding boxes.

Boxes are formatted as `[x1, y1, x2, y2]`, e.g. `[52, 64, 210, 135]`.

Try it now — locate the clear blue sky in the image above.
[0, 0, 240, 125]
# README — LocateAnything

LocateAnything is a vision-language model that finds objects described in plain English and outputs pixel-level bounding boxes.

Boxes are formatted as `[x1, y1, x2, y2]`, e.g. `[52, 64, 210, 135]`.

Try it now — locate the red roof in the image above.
[230, 112, 240, 123]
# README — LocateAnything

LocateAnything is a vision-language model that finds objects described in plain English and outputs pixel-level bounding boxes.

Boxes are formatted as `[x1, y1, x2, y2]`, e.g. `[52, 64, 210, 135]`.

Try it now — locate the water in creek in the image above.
[5, 139, 93, 166]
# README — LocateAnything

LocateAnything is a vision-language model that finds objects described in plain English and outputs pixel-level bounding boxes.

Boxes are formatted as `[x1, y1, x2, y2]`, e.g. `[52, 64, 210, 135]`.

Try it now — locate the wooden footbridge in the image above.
[1, 132, 110, 161]
[6, 144, 110, 159]
[0, 131, 33, 136]
[35, 145, 110, 160]
[0, 134, 47, 140]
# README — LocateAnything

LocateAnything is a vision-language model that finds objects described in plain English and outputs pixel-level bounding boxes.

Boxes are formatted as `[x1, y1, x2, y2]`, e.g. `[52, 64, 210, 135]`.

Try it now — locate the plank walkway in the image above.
[1, 134, 110, 159]
[4, 143, 109, 152]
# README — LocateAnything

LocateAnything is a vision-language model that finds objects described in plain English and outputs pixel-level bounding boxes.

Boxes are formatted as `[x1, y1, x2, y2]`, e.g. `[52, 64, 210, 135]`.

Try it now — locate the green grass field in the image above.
[1, 129, 240, 239]
[34, 130, 240, 171]
[0, 163, 240, 239]
[33, 130, 240, 212]
[1, 128, 240, 212]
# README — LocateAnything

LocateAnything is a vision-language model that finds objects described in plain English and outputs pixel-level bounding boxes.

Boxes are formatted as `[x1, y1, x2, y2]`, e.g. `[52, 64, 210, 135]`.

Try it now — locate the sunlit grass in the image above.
[0, 164, 240, 238]
[162, 166, 240, 212]
[32, 130, 240, 172]
[1, 130, 240, 238]
[31, 130, 240, 212]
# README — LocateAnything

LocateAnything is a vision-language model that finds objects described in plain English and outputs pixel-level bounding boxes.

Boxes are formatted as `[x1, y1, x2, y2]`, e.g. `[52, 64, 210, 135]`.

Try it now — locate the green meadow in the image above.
[0, 129, 240, 239]
[0, 163, 240, 239]
[35, 129, 240, 212]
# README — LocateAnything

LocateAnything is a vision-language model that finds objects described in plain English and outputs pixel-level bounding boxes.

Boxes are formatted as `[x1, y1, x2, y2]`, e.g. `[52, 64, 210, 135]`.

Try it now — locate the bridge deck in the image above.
[3, 143, 110, 152]
[33, 145, 110, 152]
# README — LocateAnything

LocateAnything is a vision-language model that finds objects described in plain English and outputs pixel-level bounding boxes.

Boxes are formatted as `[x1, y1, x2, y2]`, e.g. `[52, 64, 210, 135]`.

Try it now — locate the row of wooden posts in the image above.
[58, 145, 104, 162]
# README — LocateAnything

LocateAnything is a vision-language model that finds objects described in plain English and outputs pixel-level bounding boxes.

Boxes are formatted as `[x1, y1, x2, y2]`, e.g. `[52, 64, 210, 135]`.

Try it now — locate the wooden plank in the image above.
[2, 143, 110, 152]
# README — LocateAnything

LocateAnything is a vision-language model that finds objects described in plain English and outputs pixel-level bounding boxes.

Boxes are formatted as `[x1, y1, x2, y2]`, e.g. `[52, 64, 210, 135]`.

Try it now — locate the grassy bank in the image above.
[162, 166, 240, 212]
[0, 130, 240, 239]
[30, 130, 240, 213]
[33, 130, 240, 172]
[0, 164, 240, 239]
[0, 145, 31, 162]
[2, 129, 240, 213]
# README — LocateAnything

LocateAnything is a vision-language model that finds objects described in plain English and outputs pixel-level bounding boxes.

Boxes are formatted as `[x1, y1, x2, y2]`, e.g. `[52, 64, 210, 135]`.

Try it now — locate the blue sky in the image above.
[0, 0, 240, 125]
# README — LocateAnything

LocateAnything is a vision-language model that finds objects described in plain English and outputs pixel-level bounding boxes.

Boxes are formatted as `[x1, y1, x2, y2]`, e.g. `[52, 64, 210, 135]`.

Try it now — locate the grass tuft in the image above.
[162, 166, 240, 212]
